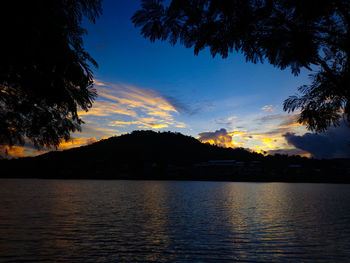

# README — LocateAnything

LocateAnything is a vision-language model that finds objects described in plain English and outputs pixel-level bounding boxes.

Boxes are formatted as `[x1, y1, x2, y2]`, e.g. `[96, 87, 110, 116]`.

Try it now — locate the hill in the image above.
[1, 130, 350, 182]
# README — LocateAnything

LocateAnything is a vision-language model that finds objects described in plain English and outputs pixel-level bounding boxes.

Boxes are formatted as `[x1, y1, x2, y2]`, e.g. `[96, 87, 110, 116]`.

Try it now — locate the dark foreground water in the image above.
[1, 180, 350, 262]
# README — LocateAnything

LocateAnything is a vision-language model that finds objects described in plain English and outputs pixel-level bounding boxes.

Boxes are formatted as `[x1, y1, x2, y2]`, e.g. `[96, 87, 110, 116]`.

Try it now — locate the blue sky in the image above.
[7, 0, 319, 158]
[84, 0, 309, 106]
[57, 0, 309, 156]
[3, 0, 349, 159]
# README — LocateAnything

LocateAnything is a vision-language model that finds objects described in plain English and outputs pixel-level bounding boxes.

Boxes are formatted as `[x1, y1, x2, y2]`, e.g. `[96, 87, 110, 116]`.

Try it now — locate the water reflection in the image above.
[222, 183, 350, 262]
[0, 179, 350, 262]
[118, 181, 173, 262]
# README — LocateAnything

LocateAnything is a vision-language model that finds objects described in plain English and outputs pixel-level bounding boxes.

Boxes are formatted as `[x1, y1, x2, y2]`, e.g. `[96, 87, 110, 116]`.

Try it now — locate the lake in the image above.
[0, 179, 350, 262]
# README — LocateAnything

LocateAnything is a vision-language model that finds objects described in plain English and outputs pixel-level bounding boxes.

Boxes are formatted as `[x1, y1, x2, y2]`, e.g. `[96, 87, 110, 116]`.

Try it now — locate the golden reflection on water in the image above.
[133, 181, 173, 262]
[33, 180, 174, 262]
[221, 183, 301, 257]
[222, 182, 349, 260]
[40, 181, 89, 258]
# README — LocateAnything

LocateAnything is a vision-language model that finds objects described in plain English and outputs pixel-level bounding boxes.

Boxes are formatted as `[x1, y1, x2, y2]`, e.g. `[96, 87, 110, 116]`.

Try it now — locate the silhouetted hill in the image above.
[1, 130, 350, 182]
[2, 131, 257, 178]
[49, 130, 260, 161]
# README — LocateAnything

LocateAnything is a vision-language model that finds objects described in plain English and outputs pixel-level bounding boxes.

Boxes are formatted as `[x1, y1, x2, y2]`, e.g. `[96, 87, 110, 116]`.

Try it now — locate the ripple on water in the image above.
[0, 180, 350, 262]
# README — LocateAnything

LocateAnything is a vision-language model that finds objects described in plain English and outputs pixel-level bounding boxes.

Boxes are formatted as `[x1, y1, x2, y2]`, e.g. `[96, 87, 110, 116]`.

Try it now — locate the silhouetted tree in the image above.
[1, 0, 102, 148]
[132, 0, 350, 132]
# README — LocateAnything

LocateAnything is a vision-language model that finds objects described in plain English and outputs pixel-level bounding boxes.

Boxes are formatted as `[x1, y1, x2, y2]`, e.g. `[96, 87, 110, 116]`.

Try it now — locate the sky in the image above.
[5, 0, 350, 159]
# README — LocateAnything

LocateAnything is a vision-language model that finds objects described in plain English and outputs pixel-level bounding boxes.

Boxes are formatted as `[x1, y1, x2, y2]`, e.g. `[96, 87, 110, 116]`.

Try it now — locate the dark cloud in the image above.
[215, 118, 234, 128]
[198, 128, 234, 148]
[255, 114, 298, 127]
[279, 115, 299, 127]
[252, 114, 300, 137]
[283, 121, 350, 159]
[267, 148, 309, 156]
[256, 114, 284, 123]
[165, 95, 192, 114]
[257, 127, 294, 136]
[165, 96, 213, 115]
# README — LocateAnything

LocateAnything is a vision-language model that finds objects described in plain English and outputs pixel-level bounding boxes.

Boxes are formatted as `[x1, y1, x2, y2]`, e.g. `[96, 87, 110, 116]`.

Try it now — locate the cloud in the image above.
[278, 115, 300, 128]
[0, 145, 25, 159]
[0, 135, 108, 159]
[261, 105, 274, 112]
[198, 128, 239, 148]
[197, 127, 286, 152]
[195, 113, 308, 156]
[253, 113, 303, 137]
[165, 96, 213, 116]
[58, 137, 104, 150]
[109, 116, 185, 129]
[197, 127, 286, 153]
[1, 80, 189, 158]
[228, 113, 305, 154]
[215, 116, 237, 129]
[79, 122, 118, 138]
[83, 80, 186, 130]
[283, 121, 350, 159]
[267, 148, 311, 157]
[255, 114, 299, 127]
[257, 127, 294, 136]
[164, 96, 193, 114]
[78, 100, 137, 117]
[97, 84, 178, 114]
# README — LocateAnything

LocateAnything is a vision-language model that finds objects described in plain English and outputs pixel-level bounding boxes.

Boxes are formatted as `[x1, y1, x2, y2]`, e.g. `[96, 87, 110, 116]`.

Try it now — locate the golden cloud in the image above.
[109, 117, 185, 130]
[81, 80, 186, 130]
[78, 100, 137, 117]
[197, 113, 309, 156]
[197, 129, 243, 148]
[0, 145, 25, 159]
[2, 80, 188, 158]
[0, 136, 108, 159]
[58, 136, 104, 150]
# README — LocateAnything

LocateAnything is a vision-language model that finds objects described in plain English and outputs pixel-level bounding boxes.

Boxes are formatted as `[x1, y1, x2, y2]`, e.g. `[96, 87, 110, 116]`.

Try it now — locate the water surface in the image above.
[0, 179, 350, 262]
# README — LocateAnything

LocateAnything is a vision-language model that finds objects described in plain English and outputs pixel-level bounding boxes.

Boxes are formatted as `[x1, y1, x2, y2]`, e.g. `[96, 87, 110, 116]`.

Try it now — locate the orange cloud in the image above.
[96, 83, 178, 116]
[0, 136, 109, 159]
[197, 113, 310, 157]
[109, 117, 185, 130]
[58, 136, 104, 150]
[83, 80, 186, 130]
[78, 100, 137, 117]
[197, 129, 243, 148]
[0, 145, 25, 159]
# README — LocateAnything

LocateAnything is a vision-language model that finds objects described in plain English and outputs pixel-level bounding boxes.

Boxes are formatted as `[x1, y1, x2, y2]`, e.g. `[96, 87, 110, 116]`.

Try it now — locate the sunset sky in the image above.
[8, 0, 350, 159]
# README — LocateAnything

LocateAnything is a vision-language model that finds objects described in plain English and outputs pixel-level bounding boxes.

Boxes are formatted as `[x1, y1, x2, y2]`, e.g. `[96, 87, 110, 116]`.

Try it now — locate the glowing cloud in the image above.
[2, 80, 189, 158]
[80, 80, 186, 131]
[196, 113, 309, 156]
[78, 100, 137, 117]
[198, 128, 241, 148]
[0, 145, 25, 159]
[58, 137, 104, 150]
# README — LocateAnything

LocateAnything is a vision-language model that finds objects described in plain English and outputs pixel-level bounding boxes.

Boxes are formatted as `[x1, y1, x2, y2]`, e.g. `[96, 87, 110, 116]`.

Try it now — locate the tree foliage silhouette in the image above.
[132, 0, 350, 132]
[1, 0, 102, 148]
